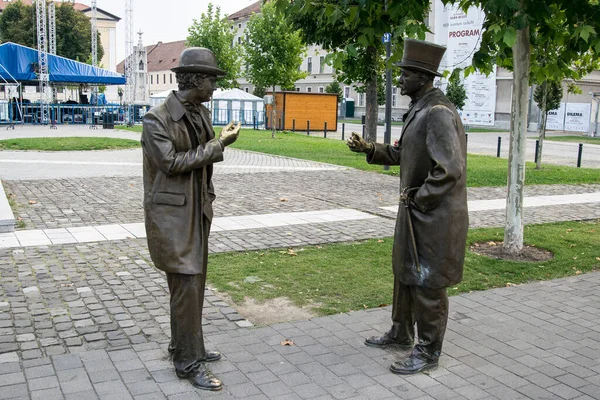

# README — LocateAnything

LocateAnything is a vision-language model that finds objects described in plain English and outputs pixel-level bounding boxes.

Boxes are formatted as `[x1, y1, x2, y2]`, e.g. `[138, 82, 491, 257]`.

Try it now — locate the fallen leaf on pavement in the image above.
[281, 339, 294, 346]
[28, 200, 37, 204]
[280, 197, 289, 202]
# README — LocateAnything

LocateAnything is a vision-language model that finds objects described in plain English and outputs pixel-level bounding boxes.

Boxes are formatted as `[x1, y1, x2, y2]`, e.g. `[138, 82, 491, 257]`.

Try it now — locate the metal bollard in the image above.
[265, 116, 269, 130]
[362, 124, 365, 139]
[292, 119, 295, 132]
[253, 115, 256, 130]
[465, 133, 468, 147]
[577, 143, 583, 168]
[534, 140, 539, 163]
[324, 122, 327, 138]
[497, 136, 502, 157]
[342, 123, 345, 140]
[307, 120, 310, 136]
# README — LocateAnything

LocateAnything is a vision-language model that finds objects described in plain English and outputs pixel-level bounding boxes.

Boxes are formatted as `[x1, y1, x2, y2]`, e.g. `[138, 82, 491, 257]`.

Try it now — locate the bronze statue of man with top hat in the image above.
[347, 39, 469, 374]
[141, 47, 240, 390]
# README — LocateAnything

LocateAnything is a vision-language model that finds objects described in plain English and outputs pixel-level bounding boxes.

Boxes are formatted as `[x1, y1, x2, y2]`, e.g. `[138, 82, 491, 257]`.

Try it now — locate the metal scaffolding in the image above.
[91, 0, 98, 67]
[48, 2, 56, 55]
[35, 0, 50, 125]
[90, 0, 98, 109]
[124, 0, 135, 124]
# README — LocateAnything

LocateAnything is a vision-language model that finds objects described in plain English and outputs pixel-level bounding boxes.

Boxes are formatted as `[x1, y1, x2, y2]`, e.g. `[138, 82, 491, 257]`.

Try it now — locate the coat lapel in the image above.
[399, 88, 439, 145]
[199, 105, 214, 143]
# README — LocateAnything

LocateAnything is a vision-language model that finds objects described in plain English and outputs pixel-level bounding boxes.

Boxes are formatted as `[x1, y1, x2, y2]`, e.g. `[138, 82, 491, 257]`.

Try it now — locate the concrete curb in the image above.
[0, 179, 15, 232]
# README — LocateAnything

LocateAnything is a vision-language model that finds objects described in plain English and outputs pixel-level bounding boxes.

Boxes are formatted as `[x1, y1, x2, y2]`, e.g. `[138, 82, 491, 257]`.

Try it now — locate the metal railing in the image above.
[1, 103, 264, 127]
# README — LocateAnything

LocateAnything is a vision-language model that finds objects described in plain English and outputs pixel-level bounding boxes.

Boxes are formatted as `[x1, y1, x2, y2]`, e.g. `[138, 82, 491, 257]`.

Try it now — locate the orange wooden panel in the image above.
[265, 91, 338, 131]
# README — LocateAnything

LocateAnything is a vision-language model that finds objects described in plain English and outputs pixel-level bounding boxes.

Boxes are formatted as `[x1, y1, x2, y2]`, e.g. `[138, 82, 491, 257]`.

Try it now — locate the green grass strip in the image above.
[207, 220, 600, 316]
[544, 135, 600, 145]
[0, 137, 141, 151]
[116, 127, 598, 186]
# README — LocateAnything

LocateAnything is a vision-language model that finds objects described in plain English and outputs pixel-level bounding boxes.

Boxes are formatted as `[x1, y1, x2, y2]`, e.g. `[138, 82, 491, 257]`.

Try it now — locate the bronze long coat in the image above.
[368, 88, 468, 289]
[142, 92, 223, 275]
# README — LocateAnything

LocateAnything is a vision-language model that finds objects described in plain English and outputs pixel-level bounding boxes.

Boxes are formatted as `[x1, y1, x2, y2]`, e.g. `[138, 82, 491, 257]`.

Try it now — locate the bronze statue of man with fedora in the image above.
[347, 39, 468, 374]
[141, 47, 240, 390]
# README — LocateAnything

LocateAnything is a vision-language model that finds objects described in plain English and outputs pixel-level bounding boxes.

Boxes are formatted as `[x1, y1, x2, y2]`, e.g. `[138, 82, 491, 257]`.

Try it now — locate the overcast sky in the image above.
[90, 0, 256, 62]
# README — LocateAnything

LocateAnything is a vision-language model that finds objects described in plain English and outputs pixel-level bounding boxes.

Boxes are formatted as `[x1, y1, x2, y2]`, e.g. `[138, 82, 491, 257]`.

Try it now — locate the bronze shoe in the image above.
[204, 350, 222, 362]
[176, 364, 223, 391]
[365, 332, 413, 349]
[390, 354, 438, 375]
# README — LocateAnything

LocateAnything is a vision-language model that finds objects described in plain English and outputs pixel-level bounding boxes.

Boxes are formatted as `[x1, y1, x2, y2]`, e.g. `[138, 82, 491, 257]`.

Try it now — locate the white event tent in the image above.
[149, 88, 264, 126]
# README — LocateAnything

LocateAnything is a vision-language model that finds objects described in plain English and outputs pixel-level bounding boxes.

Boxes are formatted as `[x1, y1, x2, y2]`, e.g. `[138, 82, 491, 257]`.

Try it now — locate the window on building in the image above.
[296, 87, 300, 92]
[392, 87, 398, 107]
[307, 57, 312, 74]
[157, 74, 159, 84]
[358, 93, 364, 107]
[245, 87, 249, 92]
[307, 87, 312, 93]
[151, 75, 153, 84]
[238, 23, 242, 28]
[170, 74, 173, 84]
[318, 86, 324, 93]
[163, 74, 166, 84]
[138, 61, 144, 71]
[238, 37, 241, 44]
[319, 56, 325, 74]
[344, 86, 350, 99]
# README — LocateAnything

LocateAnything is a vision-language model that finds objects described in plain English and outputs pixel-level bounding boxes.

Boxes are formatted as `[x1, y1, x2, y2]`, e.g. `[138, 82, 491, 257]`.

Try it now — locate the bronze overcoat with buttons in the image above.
[367, 88, 468, 289]
[142, 91, 223, 275]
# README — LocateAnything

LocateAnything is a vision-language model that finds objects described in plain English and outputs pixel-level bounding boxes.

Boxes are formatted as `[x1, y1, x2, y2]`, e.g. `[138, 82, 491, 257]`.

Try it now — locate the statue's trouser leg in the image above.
[412, 286, 449, 360]
[166, 271, 208, 374]
[390, 277, 415, 343]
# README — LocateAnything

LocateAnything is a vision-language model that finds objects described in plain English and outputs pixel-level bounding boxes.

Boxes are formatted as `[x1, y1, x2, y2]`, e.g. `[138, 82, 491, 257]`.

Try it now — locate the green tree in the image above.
[55, 2, 103, 62]
[0, 1, 35, 48]
[243, 2, 306, 138]
[325, 80, 343, 102]
[447, 0, 600, 253]
[533, 80, 563, 169]
[187, 3, 242, 89]
[252, 86, 266, 98]
[445, 73, 468, 111]
[275, 0, 430, 142]
[0, 2, 103, 63]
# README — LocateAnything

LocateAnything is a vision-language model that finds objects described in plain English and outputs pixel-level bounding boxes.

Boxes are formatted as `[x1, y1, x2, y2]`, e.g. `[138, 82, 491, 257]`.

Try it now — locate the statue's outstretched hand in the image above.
[346, 132, 373, 153]
[220, 122, 241, 147]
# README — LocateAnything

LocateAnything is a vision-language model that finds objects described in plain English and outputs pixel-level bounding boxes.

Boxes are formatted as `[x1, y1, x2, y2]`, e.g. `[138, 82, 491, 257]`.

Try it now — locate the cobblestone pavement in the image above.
[1, 126, 600, 398]
[4, 173, 600, 232]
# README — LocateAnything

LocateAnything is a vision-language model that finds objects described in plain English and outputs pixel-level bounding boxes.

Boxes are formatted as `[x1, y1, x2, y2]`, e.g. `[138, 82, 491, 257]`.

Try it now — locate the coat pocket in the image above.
[153, 192, 186, 206]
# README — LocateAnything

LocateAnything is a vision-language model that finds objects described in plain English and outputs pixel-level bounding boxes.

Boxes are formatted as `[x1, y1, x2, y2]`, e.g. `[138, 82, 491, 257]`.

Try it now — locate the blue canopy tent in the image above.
[0, 42, 125, 85]
[0, 42, 127, 126]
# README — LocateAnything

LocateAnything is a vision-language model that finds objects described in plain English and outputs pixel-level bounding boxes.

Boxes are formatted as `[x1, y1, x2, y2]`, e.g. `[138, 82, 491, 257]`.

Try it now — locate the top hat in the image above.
[171, 47, 226, 76]
[395, 39, 446, 77]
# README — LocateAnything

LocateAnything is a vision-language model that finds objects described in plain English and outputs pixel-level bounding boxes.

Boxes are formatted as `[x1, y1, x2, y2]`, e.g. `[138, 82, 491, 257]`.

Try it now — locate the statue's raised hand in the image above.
[220, 122, 241, 147]
[346, 132, 373, 153]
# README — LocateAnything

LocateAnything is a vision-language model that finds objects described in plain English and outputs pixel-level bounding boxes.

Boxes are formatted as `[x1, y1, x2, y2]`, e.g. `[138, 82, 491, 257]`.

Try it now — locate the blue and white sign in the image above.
[382, 33, 391, 43]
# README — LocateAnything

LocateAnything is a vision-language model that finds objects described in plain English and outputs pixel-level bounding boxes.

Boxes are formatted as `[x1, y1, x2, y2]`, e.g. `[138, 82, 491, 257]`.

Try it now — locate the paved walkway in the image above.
[0, 125, 599, 399]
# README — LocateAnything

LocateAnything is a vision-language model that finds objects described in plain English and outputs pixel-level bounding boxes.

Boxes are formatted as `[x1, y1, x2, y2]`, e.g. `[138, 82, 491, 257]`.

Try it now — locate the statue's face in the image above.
[398, 68, 423, 97]
[194, 75, 217, 103]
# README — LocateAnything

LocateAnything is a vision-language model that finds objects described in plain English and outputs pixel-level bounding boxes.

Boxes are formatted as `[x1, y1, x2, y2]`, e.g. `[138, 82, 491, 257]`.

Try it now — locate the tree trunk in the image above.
[271, 85, 276, 139]
[503, 23, 530, 254]
[364, 45, 378, 143]
[535, 82, 547, 169]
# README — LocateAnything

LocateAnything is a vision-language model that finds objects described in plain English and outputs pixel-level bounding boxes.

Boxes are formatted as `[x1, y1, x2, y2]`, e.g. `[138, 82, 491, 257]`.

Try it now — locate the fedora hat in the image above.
[171, 47, 226, 76]
[395, 39, 446, 77]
